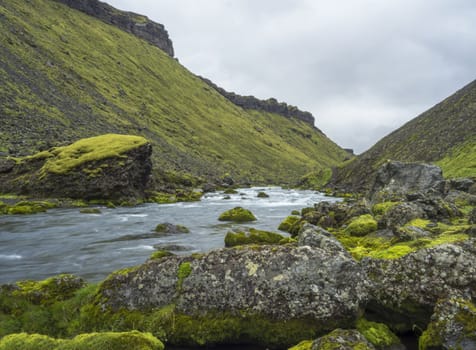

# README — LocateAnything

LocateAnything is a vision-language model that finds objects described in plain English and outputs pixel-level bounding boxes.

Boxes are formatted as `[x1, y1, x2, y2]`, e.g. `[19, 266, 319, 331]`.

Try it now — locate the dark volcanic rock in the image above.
[369, 161, 445, 200]
[54, 0, 174, 57]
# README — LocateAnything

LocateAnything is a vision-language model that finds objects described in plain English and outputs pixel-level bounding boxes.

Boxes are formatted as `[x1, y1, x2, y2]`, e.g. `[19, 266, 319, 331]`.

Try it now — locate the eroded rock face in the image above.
[370, 161, 445, 200]
[54, 0, 174, 57]
[100, 230, 369, 328]
[363, 240, 476, 331]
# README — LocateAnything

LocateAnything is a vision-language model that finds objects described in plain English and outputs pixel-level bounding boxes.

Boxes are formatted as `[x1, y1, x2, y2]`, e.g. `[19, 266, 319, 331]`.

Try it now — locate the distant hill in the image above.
[0, 0, 349, 187]
[332, 79, 476, 192]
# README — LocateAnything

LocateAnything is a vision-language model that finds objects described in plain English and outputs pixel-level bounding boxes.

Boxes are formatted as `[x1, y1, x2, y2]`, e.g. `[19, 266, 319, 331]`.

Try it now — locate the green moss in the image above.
[278, 215, 300, 233]
[356, 318, 401, 349]
[344, 214, 378, 237]
[218, 207, 257, 222]
[0, 331, 164, 350]
[224, 229, 286, 247]
[149, 250, 174, 260]
[371, 201, 400, 216]
[223, 188, 238, 194]
[6, 200, 57, 215]
[288, 340, 313, 350]
[257, 191, 269, 198]
[0, 333, 64, 350]
[79, 208, 101, 214]
[36, 134, 147, 175]
[176, 262, 192, 291]
[291, 210, 300, 216]
[436, 138, 476, 179]
[13, 274, 85, 305]
[298, 168, 333, 190]
[154, 223, 189, 234]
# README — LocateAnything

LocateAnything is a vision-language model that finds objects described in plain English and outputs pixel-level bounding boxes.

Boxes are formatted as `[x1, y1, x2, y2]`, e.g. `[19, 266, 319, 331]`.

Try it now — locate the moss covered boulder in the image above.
[218, 207, 257, 222]
[154, 223, 190, 234]
[278, 215, 301, 234]
[92, 234, 368, 348]
[224, 228, 288, 247]
[0, 331, 164, 350]
[0, 134, 152, 201]
[345, 214, 378, 237]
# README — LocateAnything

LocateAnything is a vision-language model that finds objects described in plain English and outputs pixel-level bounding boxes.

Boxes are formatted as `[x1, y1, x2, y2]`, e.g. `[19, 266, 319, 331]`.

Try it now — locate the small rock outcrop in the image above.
[54, 0, 174, 57]
[369, 161, 445, 200]
[0, 134, 152, 201]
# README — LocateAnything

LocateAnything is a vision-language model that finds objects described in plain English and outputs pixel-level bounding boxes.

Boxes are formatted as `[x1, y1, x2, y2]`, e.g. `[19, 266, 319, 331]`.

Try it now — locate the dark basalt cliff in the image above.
[200, 76, 318, 129]
[53, 0, 174, 57]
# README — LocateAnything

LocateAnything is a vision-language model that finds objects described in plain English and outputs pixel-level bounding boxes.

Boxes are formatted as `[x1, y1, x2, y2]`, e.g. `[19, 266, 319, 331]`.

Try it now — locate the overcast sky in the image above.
[106, 0, 476, 153]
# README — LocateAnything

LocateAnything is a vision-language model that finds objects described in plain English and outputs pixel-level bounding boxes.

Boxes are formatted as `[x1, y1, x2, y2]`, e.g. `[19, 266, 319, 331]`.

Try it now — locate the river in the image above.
[0, 187, 336, 284]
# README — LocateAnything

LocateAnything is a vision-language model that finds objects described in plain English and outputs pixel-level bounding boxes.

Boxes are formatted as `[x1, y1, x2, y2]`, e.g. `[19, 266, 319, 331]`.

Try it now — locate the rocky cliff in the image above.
[53, 0, 174, 57]
[200, 76, 317, 128]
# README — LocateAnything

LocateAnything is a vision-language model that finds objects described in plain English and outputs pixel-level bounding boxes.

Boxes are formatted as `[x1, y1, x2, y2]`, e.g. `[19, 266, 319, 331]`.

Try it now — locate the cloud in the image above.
[107, 0, 476, 153]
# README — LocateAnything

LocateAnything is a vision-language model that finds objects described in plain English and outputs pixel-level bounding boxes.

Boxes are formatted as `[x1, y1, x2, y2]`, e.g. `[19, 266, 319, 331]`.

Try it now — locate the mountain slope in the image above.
[0, 0, 349, 186]
[332, 79, 476, 192]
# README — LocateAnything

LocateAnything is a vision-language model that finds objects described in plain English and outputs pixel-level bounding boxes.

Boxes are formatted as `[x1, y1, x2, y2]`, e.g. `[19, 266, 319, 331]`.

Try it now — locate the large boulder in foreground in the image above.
[0, 134, 152, 200]
[97, 226, 369, 347]
[363, 240, 476, 332]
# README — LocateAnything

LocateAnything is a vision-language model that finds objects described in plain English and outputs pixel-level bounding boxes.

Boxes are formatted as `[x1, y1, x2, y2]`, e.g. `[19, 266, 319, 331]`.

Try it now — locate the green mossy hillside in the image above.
[0, 0, 349, 186]
[332, 80, 476, 192]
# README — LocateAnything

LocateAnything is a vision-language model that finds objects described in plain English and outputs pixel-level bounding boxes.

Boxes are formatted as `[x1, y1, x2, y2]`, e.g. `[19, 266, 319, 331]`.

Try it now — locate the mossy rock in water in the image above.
[223, 188, 238, 194]
[278, 215, 300, 233]
[149, 250, 175, 261]
[218, 207, 257, 222]
[291, 210, 301, 216]
[224, 228, 287, 247]
[79, 208, 101, 214]
[344, 214, 378, 237]
[257, 191, 269, 198]
[6, 200, 56, 215]
[154, 223, 190, 234]
[356, 318, 401, 349]
[0, 331, 164, 350]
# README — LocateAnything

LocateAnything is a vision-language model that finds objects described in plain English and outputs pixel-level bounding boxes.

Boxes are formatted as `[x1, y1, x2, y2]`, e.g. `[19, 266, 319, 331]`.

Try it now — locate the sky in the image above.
[106, 0, 476, 154]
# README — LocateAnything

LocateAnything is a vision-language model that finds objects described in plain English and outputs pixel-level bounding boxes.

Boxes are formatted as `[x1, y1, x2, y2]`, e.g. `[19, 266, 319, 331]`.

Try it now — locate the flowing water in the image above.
[0, 187, 336, 284]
